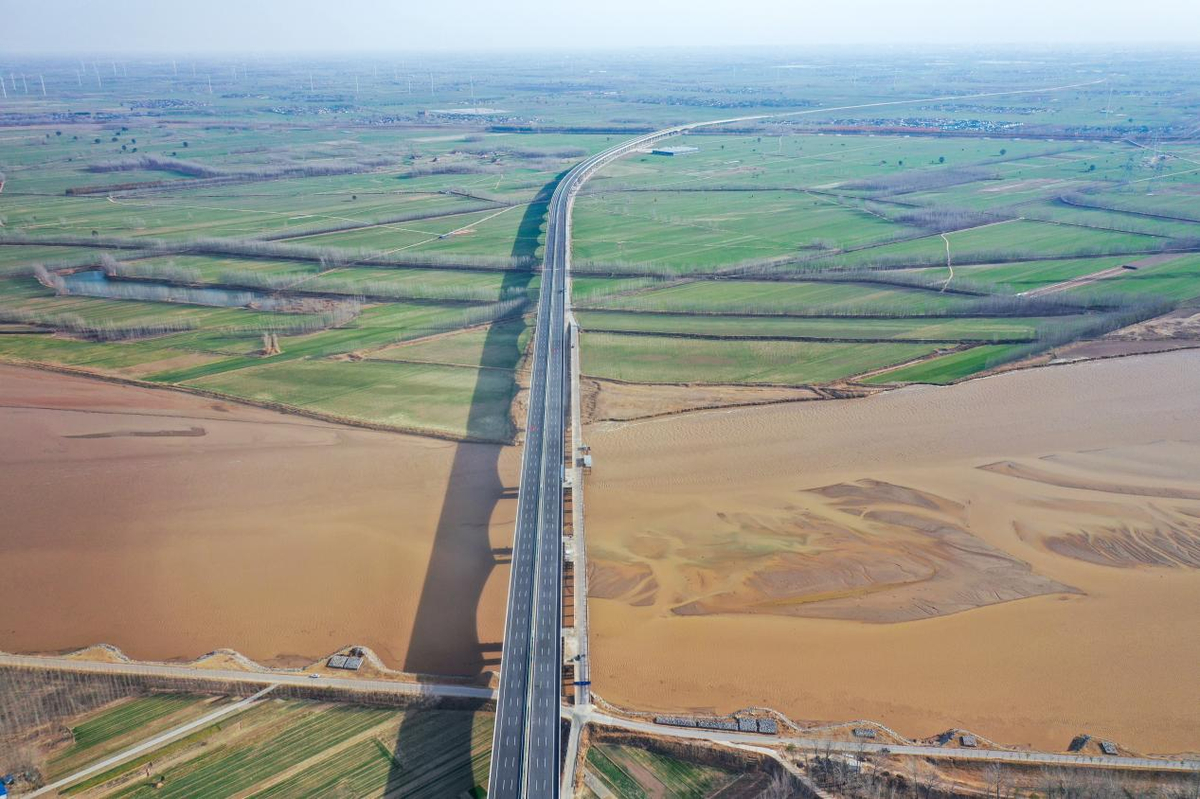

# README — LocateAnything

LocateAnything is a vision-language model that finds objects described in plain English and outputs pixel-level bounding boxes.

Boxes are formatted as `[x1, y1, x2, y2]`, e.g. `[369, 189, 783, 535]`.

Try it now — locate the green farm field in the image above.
[862, 344, 1028, 384]
[580, 331, 941, 384]
[808, 219, 1162, 270]
[573, 189, 914, 269]
[907, 255, 1135, 293]
[370, 316, 532, 368]
[581, 740, 752, 799]
[185, 357, 517, 439]
[2, 50, 1199, 435]
[47, 697, 492, 799]
[45, 694, 218, 781]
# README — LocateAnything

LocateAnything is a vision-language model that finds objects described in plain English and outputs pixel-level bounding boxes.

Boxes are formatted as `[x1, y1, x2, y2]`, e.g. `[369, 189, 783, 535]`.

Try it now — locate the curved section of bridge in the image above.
[487, 79, 1112, 798]
[486, 124, 710, 799]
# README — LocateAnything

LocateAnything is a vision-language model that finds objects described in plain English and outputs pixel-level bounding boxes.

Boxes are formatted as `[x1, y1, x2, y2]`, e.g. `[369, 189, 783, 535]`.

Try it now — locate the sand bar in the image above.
[586, 350, 1200, 753]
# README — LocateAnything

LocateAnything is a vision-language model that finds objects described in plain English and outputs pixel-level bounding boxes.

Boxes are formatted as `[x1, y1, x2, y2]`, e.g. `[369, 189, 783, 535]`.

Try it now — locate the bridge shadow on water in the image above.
[388, 174, 565, 796]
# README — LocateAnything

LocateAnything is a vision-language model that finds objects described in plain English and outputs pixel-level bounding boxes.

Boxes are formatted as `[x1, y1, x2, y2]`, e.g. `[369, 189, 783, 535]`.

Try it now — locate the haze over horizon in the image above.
[8, 0, 1200, 54]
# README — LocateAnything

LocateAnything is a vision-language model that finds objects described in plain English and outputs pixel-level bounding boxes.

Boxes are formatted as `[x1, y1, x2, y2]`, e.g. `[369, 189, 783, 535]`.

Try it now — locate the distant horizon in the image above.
[6, 42, 1200, 60]
[7, 0, 1200, 54]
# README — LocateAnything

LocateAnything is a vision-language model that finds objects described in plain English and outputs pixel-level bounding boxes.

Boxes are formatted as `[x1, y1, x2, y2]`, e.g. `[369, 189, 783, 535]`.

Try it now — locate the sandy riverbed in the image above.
[0, 365, 515, 677]
[586, 350, 1200, 753]
[6, 350, 1200, 753]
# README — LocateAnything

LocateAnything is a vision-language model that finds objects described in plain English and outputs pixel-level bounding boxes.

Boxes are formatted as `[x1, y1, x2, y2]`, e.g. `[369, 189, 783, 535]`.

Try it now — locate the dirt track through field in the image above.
[1019, 252, 1181, 296]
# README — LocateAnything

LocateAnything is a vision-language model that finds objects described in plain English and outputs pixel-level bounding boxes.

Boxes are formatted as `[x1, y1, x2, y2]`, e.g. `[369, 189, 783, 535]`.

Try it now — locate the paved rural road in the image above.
[0, 652, 495, 700]
[584, 710, 1200, 774]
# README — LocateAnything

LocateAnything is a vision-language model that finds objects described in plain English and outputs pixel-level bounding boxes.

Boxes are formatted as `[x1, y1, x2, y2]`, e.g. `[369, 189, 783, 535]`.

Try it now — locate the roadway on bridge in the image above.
[486, 130, 690, 799]
[486, 77, 1114, 799]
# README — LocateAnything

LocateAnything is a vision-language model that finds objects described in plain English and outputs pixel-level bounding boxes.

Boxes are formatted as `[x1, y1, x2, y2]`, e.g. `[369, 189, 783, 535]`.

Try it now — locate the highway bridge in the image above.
[487, 111, 809, 796]
[487, 79, 1116, 798]
[486, 125, 705, 799]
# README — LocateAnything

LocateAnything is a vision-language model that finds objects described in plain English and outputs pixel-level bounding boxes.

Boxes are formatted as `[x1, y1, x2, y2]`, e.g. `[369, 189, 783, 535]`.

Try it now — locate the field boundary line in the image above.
[578, 327, 1032, 345]
[228, 712, 401, 798]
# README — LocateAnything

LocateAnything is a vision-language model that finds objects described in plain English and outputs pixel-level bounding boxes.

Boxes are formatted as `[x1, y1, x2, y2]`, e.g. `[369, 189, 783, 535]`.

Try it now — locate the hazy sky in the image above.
[9, 0, 1200, 53]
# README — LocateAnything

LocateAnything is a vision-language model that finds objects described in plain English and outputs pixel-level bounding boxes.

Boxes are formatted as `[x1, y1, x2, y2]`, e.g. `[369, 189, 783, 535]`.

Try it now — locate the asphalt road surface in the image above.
[0, 652, 494, 700]
[487, 129, 695, 798]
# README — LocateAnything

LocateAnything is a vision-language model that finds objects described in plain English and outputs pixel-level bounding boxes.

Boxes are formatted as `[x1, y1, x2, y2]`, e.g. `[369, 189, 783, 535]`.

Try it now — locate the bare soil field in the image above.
[1106, 307, 1200, 341]
[585, 349, 1200, 753]
[1049, 307, 1200, 361]
[579, 377, 870, 423]
[0, 365, 515, 677]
